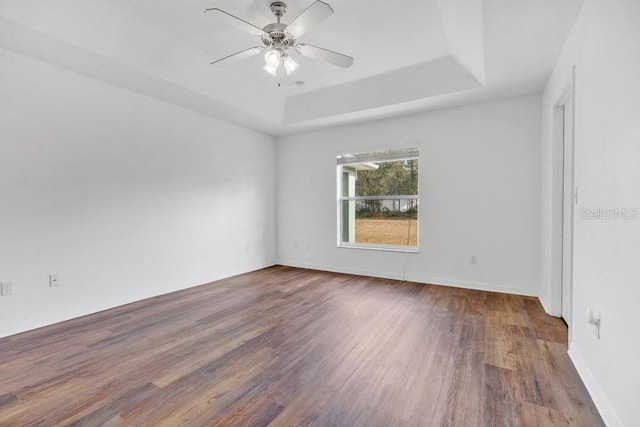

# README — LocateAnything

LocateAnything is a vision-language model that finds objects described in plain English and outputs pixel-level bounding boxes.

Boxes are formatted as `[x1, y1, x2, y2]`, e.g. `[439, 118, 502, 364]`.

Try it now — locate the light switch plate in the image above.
[49, 274, 60, 287]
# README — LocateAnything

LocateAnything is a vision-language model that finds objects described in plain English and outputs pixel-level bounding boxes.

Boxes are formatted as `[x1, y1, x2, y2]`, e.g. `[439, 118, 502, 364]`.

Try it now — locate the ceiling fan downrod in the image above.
[270, 2, 287, 23]
[263, 2, 294, 51]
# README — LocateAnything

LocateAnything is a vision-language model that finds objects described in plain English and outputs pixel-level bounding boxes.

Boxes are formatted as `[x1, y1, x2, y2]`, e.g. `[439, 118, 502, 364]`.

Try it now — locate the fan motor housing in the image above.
[262, 23, 295, 48]
[263, 23, 287, 35]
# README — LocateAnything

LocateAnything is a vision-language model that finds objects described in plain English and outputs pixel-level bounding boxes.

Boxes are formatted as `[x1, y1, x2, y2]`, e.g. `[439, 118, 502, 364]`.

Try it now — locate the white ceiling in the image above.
[0, 0, 584, 136]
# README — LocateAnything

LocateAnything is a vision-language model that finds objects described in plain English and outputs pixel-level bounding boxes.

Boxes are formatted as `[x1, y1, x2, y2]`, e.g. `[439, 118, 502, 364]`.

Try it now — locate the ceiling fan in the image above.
[205, 1, 353, 80]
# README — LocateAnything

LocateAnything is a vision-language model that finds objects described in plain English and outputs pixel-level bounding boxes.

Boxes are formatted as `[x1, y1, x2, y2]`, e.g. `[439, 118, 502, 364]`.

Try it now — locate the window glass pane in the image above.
[338, 150, 419, 249]
[341, 198, 418, 246]
[355, 159, 418, 197]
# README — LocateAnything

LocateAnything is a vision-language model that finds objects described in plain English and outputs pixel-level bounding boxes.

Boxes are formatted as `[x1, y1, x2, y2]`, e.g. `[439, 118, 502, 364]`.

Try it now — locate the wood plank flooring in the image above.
[0, 266, 603, 426]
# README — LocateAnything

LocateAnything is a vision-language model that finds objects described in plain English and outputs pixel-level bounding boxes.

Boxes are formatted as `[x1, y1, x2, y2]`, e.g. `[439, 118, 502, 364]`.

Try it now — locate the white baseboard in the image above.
[277, 260, 538, 297]
[537, 294, 562, 317]
[0, 262, 278, 339]
[568, 343, 622, 427]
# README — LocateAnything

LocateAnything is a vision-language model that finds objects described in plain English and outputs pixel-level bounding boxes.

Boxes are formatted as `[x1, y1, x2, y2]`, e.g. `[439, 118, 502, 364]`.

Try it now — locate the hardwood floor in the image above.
[0, 266, 603, 426]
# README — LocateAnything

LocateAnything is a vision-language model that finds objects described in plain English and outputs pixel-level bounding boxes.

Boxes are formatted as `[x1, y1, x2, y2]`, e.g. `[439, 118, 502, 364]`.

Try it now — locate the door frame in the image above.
[553, 66, 576, 339]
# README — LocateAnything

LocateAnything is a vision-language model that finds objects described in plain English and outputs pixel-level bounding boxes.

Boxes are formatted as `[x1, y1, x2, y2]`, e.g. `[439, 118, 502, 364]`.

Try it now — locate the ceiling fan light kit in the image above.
[205, 1, 353, 82]
[283, 54, 300, 74]
[263, 48, 299, 76]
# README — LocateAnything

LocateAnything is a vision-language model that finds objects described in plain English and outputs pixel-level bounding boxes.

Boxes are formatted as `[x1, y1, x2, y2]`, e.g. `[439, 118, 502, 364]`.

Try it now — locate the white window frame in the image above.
[337, 146, 419, 252]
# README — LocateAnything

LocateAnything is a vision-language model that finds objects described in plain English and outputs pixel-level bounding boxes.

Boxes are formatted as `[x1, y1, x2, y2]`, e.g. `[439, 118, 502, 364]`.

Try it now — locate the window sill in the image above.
[338, 243, 419, 253]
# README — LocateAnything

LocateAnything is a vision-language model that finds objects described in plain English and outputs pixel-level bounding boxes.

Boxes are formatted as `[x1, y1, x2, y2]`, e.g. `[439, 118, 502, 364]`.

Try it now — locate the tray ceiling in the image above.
[0, 0, 584, 135]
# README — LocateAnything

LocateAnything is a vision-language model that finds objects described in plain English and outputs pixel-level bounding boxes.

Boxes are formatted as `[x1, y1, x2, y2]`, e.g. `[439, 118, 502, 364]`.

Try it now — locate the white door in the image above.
[561, 96, 575, 325]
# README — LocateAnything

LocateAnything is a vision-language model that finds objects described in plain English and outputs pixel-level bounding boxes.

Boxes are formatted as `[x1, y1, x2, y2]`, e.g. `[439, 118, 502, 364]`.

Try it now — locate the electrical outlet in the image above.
[293, 242, 298, 249]
[49, 274, 60, 287]
[470, 255, 478, 265]
[1, 282, 13, 296]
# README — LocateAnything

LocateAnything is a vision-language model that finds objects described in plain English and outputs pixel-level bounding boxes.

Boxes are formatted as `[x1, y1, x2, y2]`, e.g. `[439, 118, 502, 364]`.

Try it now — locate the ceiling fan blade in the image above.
[204, 8, 266, 37]
[285, 1, 334, 37]
[297, 44, 354, 68]
[210, 46, 264, 66]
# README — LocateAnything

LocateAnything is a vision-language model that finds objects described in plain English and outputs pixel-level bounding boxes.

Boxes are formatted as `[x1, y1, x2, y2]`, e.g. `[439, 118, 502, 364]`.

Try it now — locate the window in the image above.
[337, 147, 419, 251]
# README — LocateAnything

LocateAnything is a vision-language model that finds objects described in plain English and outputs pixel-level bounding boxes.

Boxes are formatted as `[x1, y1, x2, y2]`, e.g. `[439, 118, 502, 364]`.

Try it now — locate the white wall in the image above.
[540, 1, 640, 425]
[0, 50, 277, 338]
[277, 95, 541, 296]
